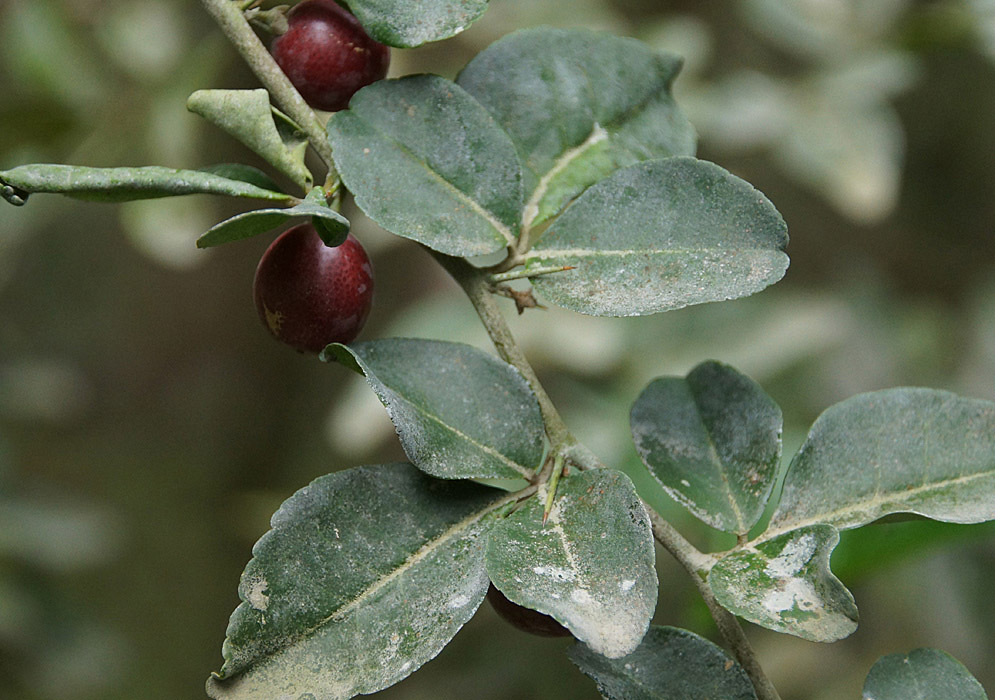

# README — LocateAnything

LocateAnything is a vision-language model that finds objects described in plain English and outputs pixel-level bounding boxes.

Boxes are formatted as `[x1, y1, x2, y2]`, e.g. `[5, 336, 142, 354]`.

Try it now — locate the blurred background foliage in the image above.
[1, 0, 994, 698]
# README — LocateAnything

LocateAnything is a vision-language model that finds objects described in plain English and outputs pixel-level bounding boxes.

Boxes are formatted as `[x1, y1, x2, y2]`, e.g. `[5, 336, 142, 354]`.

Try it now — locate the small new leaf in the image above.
[187, 89, 312, 190]
[708, 524, 858, 642]
[197, 188, 348, 248]
[323, 339, 544, 482]
[630, 361, 782, 535]
[486, 469, 657, 658]
[862, 648, 988, 700]
[569, 626, 758, 700]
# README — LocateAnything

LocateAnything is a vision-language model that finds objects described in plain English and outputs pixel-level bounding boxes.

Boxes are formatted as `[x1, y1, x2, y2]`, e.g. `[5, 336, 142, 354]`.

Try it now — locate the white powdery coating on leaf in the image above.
[761, 533, 819, 615]
[571, 588, 593, 604]
[533, 564, 576, 582]
[244, 577, 270, 612]
[763, 577, 820, 615]
[765, 532, 816, 578]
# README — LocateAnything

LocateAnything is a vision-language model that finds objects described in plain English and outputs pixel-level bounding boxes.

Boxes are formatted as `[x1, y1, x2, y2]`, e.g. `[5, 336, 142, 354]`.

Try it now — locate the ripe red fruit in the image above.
[253, 223, 373, 353]
[271, 0, 390, 112]
[486, 585, 572, 638]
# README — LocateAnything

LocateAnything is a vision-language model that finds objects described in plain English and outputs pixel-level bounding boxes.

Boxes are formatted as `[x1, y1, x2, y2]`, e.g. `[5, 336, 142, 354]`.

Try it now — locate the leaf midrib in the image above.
[232, 489, 516, 678]
[385, 388, 536, 479]
[761, 467, 995, 542]
[348, 114, 518, 246]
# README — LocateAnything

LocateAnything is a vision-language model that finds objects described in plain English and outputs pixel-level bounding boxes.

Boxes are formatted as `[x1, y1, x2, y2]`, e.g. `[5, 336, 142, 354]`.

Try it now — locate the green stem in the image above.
[646, 511, 782, 700]
[432, 249, 782, 700]
[429, 251, 573, 450]
[198, 0, 336, 172]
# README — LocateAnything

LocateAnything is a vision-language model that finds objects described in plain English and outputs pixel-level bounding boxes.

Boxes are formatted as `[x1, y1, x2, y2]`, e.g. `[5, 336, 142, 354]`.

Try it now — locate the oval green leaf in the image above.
[1, 164, 293, 206]
[862, 648, 988, 700]
[328, 75, 522, 257]
[708, 524, 858, 642]
[486, 469, 657, 658]
[568, 626, 758, 700]
[631, 361, 783, 535]
[187, 89, 312, 190]
[346, 0, 488, 48]
[323, 339, 544, 481]
[523, 157, 789, 317]
[457, 27, 696, 229]
[197, 187, 349, 248]
[767, 388, 995, 539]
[206, 463, 508, 700]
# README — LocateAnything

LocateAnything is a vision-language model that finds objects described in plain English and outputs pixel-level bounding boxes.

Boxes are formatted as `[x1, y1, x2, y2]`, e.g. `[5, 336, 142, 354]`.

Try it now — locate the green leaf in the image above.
[1, 164, 293, 206]
[323, 339, 544, 481]
[708, 524, 858, 642]
[485, 469, 657, 658]
[328, 75, 522, 257]
[199, 164, 284, 194]
[862, 648, 988, 700]
[187, 89, 312, 190]
[457, 27, 696, 228]
[630, 361, 782, 535]
[568, 626, 758, 700]
[523, 157, 789, 317]
[767, 388, 995, 539]
[197, 187, 349, 248]
[346, 0, 488, 48]
[206, 463, 507, 700]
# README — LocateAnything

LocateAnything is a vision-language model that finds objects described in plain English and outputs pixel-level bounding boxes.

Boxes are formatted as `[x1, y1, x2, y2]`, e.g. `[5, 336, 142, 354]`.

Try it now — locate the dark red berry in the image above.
[271, 0, 390, 112]
[486, 585, 572, 638]
[253, 223, 373, 353]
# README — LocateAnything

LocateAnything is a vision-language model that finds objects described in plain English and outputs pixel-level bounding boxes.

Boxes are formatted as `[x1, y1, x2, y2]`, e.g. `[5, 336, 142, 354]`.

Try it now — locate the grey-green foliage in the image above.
[568, 626, 758, 700]
[206, 464, 507, 700]
[323, 339, 545, 481]
[197, 187, 349, 248]
[327, 28, 788, 318]
[328, 74, 523, 257]
[0, 164, 291, 206]
[456, 26, 696, 227]
[630, 361, 782, 534]
[524, 158, 789, 317]
[346, 0, 489, 48]
[768, 387, 995, 538]
[863, 648, 989, 700]
[708, 524, 858, 642]
[187, 89, 311, 191]
[485, 469, 657, 659]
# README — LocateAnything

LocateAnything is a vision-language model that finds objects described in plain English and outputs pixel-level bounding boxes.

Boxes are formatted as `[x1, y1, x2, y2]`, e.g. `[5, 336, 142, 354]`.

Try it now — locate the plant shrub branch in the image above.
[431, 250, 782, 700]
[199, 0, 336, 173]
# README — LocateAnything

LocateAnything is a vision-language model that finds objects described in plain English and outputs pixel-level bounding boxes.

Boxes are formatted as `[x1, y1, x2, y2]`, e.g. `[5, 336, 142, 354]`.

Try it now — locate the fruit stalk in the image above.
[199, 0, 336, 173]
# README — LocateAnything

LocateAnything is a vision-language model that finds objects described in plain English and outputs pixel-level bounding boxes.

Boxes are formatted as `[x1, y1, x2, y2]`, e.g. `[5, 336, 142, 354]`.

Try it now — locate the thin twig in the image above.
[432, 249, 782, 700]
[198, 0, 336, 171]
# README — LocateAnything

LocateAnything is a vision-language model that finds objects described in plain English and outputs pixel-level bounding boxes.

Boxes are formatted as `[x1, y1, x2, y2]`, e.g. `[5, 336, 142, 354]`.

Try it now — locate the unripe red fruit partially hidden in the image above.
[271, 0, 390, 112]
[253, 224, 373, 353]
[486, 585, 572, 638]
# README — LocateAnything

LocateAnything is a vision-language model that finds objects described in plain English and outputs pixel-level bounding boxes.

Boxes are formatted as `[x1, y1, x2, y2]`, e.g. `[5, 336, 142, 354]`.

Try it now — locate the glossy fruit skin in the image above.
[253, 224, 373, 353]
[486, 585, 572, 638]
[271, 0, 390, 112]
